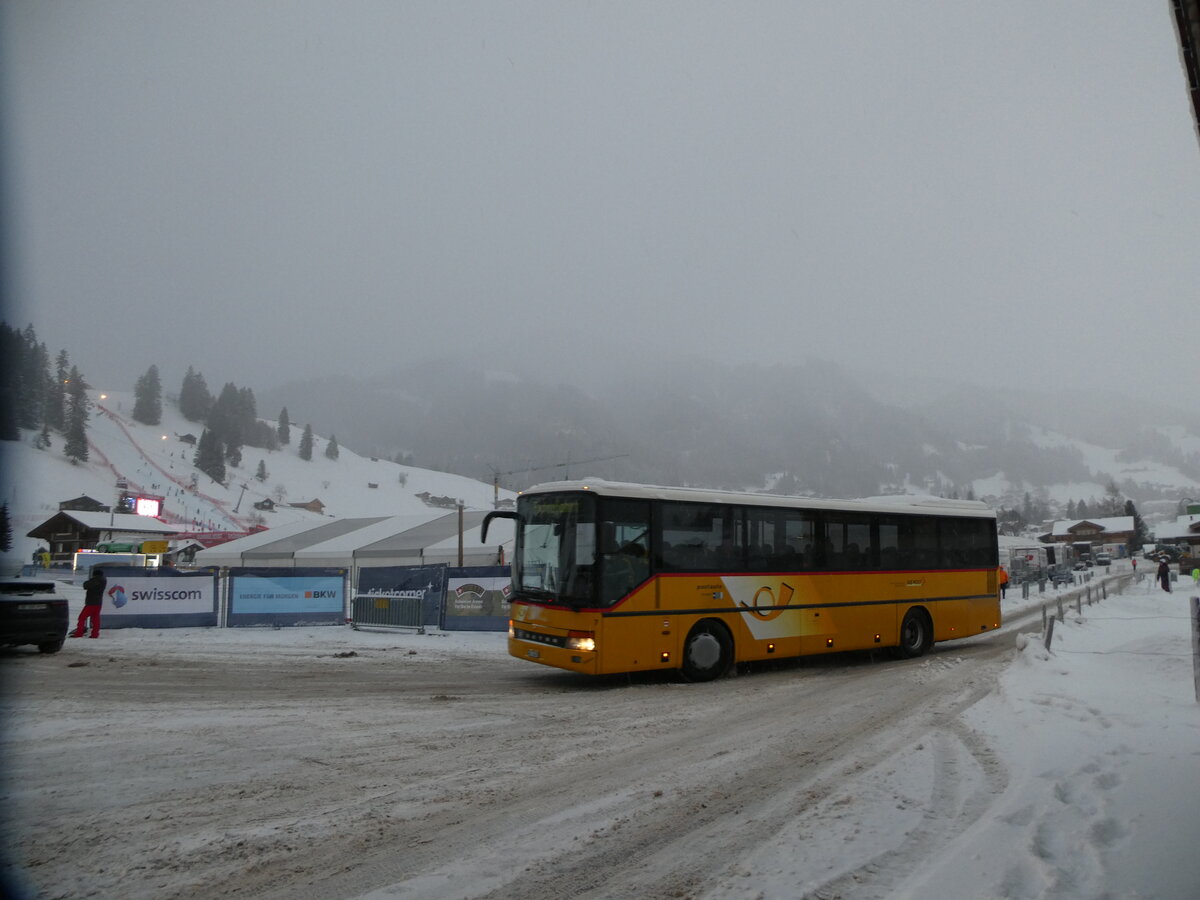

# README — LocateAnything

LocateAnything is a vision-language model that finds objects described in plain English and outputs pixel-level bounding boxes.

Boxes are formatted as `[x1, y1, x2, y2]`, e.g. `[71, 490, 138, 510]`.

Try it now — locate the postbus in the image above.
[482, 479, 1000, 680]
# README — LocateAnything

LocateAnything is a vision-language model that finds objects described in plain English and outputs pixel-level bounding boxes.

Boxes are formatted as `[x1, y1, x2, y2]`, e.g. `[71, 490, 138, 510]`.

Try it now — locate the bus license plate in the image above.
[526, 649, 541, 659]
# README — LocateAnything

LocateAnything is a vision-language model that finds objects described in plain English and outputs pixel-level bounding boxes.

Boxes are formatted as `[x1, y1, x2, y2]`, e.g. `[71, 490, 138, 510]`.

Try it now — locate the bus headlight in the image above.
[566, 631, 596, 652]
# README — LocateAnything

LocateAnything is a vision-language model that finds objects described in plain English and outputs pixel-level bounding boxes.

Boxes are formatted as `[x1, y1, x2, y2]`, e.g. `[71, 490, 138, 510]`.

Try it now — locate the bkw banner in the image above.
[227, 568, 347, 627]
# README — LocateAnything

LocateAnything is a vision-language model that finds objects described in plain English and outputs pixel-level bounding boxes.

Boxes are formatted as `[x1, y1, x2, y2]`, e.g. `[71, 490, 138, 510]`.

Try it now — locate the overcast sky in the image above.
[2, 2, 1198, 402]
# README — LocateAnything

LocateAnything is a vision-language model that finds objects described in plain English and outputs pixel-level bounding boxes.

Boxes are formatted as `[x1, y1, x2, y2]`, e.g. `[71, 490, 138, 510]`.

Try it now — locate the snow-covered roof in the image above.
[193, 518, 329, 560]
[522, 479, 996, 519]
[1050, 516, 1134, 537]
[353, 511, 490, 559]
[291, 513, 444, 558]
[191, 512, 514, 567]
[1154, 513, 1200, 541]
[241, 517, 389, 560]
[27, 509, 179, 538]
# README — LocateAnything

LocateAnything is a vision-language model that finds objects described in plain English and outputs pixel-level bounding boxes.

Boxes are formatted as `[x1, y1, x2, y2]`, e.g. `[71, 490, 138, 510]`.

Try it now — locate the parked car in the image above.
[0, 578, 69, 653]
[1094, 552, 1113, 567]
[1050, 568, 1075, 587]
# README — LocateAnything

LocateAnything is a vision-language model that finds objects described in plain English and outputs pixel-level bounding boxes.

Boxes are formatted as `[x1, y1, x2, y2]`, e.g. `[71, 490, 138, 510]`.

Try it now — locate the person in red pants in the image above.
[71, 567, 106, 638]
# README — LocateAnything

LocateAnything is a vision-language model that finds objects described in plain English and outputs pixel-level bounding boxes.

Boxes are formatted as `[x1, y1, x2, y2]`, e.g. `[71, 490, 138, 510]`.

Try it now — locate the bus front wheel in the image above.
[896, 608, 933, 659]
[681, 621, 732, 682]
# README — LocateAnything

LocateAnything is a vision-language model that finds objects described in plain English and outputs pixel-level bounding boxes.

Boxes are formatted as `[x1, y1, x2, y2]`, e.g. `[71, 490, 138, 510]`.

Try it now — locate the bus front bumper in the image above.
[508, 629, 598, 674]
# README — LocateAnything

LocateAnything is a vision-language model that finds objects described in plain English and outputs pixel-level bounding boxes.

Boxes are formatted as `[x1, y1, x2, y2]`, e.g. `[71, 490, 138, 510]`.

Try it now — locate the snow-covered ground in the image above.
[2, 565, 1198, 898]
[4, 395, 1200, 896]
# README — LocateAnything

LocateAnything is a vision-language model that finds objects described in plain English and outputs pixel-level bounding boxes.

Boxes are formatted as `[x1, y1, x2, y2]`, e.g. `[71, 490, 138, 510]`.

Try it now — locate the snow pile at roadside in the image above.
[892, 575, 1200, 899]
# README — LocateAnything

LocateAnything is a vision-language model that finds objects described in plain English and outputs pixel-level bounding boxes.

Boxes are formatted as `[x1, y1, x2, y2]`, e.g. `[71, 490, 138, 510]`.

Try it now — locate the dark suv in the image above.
[0, 579, 69, 653]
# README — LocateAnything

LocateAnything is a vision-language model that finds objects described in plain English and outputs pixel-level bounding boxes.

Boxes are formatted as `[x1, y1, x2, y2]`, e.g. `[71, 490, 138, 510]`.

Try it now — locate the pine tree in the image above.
[0, 324, 19, 440]
[14, 325, 44, 430]
[0, 501, 12, 552]
[1102, 480, 1124, 517]
[324, 434, 339, 460]
[238, 386, 257, 423]
[1125, 499, 1150, 549]
[194, 429, 226, 484]
[299, 424, 314, 461]
[1, 325, 52, 433]
[255, 459, 268, 482]
[64, 365, 89, 463]
[1066, 499, 1076, 519]
[46, 350, 69, 431]
[277, 407, 291, 445]
[208, 383, 244, 459]
[132, 364, 163, 425]
[179, 367, 212, 422]
[21, 336, 50, 432]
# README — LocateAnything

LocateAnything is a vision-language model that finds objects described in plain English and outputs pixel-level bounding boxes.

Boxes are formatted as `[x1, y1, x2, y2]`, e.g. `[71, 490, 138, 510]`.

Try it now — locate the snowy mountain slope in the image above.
[0, 390, 514, 562]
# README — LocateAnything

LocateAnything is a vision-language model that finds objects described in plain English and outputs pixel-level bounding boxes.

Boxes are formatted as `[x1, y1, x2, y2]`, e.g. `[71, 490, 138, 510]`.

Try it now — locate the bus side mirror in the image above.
[482, 510, 518, 543]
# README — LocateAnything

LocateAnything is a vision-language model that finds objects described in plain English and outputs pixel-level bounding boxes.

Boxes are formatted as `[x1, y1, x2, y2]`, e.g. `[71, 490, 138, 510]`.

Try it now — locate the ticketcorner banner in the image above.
[443, 566, 511, 632]
[354, 564, 446, 628]
[227, 567, 347, 627]
[98, 567, 219, 629]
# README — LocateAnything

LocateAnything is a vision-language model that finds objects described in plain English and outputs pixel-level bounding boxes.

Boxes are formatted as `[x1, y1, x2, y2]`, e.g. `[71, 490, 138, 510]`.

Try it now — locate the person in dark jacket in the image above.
[71, 567, 106, 638]
[1157, 558, 1172, 593]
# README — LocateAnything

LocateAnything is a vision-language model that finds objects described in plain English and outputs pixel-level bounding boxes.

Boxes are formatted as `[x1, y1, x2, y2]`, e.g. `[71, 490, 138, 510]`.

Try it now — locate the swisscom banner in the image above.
[99, 568, 219, 629]
[227, 568, 347, 627]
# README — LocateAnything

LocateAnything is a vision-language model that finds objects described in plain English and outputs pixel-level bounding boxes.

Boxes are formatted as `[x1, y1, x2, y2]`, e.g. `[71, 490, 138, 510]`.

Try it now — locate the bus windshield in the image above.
[514, 492, 597, 606]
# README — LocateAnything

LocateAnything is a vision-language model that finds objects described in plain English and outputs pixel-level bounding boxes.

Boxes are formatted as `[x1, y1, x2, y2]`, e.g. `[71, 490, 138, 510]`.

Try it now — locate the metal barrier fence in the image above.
[1041, 572, 1131, 650]
[350, 594, 425, 629]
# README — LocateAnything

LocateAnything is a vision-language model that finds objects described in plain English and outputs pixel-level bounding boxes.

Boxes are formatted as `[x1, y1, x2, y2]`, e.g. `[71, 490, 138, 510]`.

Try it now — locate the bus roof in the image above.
[519, 479, 996, 520]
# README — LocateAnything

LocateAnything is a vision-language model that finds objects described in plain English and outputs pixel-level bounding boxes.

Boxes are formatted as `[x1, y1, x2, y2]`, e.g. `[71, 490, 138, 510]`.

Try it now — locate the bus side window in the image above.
[598, 499, 651, 605]
[940, 520, 967, 568]
[879, 520, 900, 570]
[781, 510, 816, 570]
[659, 502, 743, 572]
[745, 507, 777, 571]
[900, 517, 938, 569]
[825, 514, 871, 570]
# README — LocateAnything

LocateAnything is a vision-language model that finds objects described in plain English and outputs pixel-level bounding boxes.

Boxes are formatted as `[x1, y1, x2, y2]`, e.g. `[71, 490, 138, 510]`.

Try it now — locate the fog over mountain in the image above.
[263, 359, 1200, 509]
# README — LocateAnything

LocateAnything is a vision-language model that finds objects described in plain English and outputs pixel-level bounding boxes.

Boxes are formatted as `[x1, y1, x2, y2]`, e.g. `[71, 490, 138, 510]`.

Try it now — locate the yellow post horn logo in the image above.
[741, 582, 794, 620]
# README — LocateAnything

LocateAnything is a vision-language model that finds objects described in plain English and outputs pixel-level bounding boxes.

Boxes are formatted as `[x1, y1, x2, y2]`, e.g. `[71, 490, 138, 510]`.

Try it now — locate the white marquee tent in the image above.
[193, 511, 513, 575]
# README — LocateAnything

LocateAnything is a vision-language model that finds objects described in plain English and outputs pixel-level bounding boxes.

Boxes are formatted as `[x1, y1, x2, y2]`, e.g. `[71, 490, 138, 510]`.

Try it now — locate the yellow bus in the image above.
[482, 480, 1000, 681]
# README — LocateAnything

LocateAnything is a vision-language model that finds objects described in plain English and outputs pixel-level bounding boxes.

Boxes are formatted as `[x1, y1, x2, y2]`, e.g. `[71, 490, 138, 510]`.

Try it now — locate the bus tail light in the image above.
[566, 631, 596, 652]
[508, 620, 515, 638]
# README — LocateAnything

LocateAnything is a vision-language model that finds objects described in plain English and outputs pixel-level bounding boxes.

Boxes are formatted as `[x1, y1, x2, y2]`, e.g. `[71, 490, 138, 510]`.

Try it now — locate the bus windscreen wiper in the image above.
[516, 587, 556, 601]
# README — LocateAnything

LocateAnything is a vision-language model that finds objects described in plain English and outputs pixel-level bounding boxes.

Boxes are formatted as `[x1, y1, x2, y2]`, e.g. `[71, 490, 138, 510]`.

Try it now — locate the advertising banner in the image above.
[354, 565, 445, 628]
[227, 568, 347, 627]
[443, 566, 511, 632]
[98, 568, 219, 629]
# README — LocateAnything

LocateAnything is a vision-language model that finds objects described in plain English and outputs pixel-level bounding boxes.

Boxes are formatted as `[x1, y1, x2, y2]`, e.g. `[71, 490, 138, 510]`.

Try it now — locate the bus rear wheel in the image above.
[896, 608, 933, 659]
[681, 621, 732, 682]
